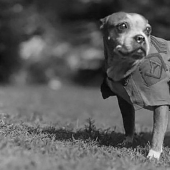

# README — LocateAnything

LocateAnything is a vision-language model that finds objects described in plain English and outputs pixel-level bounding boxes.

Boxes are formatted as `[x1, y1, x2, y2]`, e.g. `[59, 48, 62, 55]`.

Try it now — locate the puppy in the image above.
[100, 12, 170, 160]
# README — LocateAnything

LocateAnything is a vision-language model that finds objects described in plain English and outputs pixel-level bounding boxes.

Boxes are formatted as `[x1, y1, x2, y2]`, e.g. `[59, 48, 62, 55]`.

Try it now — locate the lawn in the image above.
[0, 83, 170, 169]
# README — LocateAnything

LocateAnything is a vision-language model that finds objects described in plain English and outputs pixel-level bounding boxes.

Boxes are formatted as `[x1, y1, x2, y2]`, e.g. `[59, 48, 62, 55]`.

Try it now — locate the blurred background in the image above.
[0, 0, 170, 129]
[0, 0, 170, 85]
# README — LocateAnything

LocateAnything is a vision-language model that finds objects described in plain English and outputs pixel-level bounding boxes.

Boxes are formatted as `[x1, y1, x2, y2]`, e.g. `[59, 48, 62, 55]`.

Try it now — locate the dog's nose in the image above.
[134, 35, 145, 44]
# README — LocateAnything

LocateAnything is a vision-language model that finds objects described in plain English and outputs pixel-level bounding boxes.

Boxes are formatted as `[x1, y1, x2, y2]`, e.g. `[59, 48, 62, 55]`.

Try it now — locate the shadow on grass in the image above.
[26, 119, 155, 149]
[4, 113, 170, 149]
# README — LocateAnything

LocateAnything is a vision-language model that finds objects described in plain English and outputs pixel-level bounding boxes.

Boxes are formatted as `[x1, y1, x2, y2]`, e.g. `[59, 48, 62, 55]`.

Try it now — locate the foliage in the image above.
[0, 0, 22, 82]
[0, 0, 170, 83]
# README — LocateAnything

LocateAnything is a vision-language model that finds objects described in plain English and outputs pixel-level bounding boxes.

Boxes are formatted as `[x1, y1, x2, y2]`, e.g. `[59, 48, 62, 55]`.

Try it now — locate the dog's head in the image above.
[100, 12, 151, 61]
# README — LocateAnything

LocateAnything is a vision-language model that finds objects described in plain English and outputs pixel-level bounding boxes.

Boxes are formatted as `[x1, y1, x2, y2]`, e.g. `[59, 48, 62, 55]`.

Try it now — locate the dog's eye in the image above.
[116, 23, 128, 32]
[145, 26, 152, 36]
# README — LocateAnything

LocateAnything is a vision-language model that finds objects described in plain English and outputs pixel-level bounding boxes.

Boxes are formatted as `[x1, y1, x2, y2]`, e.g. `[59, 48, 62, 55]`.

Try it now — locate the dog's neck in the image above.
[104, 37, 143, 82]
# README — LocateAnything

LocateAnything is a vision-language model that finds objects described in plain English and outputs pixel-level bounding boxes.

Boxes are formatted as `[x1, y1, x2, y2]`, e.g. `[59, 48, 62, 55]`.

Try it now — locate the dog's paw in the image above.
[123, 136, 133, 144]
[118, 136, 133, 147]
[147, 149, 162, 160]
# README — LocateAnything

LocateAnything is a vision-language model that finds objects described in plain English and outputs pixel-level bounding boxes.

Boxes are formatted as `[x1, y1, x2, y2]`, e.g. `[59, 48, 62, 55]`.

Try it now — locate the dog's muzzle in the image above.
[114, 45, 146, 60]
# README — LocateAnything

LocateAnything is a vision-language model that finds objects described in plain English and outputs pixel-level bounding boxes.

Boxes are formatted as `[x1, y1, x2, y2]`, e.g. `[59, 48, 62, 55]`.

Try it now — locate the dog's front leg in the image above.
[147, 105, 169, 160]
[117, 96, 135, 144]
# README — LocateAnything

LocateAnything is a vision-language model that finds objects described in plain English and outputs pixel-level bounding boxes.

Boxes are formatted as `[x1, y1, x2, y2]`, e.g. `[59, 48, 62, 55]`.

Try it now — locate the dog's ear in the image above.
[100, 16, 109, 30]
[100, 18, 105, 29]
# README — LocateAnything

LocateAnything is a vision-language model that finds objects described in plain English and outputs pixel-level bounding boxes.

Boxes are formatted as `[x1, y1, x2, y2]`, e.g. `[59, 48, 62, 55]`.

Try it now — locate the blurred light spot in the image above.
[48, 79, 62, 90]
[13, 4, 23, 13]
[67, 54, 80, 70]
[20, 36, 46, 61]
[52, 43, 70, 57]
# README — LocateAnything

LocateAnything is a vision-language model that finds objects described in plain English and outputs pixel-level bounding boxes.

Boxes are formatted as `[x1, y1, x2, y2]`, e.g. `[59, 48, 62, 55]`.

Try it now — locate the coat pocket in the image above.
[139, 53, 167, 86]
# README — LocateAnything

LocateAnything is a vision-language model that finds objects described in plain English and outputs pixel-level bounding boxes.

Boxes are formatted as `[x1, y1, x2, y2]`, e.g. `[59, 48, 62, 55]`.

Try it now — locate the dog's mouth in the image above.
[115, 46, 147, 60]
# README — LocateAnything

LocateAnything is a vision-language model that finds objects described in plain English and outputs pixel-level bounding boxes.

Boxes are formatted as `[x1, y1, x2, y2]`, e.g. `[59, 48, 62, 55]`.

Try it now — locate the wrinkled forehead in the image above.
[107, 12, 148, 28]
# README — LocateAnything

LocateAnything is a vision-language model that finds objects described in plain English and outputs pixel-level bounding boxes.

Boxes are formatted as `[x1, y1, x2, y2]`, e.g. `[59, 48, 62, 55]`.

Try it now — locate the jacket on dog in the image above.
[101, 36, 170, 110]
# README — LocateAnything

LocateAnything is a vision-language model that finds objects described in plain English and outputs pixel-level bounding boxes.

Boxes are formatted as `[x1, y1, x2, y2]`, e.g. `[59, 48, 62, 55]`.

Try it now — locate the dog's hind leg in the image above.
[147, 105, 169, 160]
[117, 96, 135, 144]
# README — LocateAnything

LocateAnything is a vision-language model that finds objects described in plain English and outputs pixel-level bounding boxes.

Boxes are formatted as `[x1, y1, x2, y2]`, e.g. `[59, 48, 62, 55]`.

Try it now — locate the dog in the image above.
[100, 12, 170, 160]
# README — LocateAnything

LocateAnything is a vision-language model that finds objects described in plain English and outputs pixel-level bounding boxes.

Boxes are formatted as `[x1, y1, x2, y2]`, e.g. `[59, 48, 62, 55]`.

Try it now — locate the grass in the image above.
[0, 84, 169, 169]
[0, 117, 170, 170]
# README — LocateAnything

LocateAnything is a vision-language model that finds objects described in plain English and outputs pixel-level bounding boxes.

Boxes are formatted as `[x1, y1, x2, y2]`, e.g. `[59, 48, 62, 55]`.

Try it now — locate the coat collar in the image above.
[150, 35, 167, 54]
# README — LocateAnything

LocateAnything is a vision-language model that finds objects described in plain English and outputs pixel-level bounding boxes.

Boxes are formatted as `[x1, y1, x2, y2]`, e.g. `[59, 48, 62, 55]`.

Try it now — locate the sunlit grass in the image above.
[0, 84, 169, 169]
[0, 115, 169, 170]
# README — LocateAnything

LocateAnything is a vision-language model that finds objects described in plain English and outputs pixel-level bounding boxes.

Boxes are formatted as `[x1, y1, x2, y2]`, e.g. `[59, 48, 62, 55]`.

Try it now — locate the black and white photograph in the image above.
[0, 0, 170, 169]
